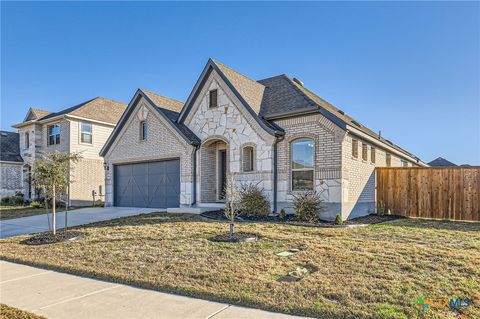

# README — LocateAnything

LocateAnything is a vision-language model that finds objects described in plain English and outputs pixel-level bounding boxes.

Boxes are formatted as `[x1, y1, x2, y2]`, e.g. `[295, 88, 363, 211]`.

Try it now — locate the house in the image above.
[100, 59, 427, 220]
[11, 97, 127, 206]
[0, 131, 24, 198]
[428, 157, 457, 167]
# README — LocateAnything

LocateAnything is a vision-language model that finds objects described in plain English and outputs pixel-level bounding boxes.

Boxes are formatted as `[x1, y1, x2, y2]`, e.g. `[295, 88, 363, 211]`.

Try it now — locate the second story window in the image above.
[371, 147, 376, 163]
[402, 160, 408, 167]
[362, 143, 368, 161]
[386, 153, 392, 167]
[47, 124, 60, 146]
[352, 139, 358, 158]
[209, 89, 218, 108]
[25, 132, 30, 148]
[81, 122, 92, 144]
[140, 121, 148, 141]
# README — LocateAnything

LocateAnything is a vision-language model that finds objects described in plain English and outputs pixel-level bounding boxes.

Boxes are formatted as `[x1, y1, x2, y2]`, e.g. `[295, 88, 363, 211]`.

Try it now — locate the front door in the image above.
[219, 150, 227, 200]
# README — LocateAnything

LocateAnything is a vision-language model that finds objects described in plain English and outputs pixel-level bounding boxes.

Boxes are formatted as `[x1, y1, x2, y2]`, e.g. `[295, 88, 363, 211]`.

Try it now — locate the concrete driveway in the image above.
[0, 261, 310, 319]
[0, 207, 160, 238]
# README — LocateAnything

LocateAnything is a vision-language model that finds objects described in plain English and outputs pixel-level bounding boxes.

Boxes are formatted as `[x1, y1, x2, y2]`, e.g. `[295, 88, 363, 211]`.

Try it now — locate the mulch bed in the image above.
[201, 210, 404, 226]
[21, 231, 84, 246]
[209, 232, 258, 243]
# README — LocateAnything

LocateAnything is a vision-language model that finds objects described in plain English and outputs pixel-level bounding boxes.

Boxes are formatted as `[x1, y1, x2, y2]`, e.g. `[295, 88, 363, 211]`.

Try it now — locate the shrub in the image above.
[377, 201, 385, 215]
[292, 191, 324, 223]
[240, 183, 271, 217]
[334, 214, 343, 225]
[31, 201, 42, 209]
[279, 208, 287, 219]
[1, 195, 25, 206]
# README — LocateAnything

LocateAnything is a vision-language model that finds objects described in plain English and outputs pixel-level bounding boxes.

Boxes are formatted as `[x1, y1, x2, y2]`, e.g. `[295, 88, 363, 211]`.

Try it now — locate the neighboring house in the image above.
[0, 131, 24, 198]
[428, 157, 457, 167]
[101, 59, 427, 220]
[12, 97, 127, 206]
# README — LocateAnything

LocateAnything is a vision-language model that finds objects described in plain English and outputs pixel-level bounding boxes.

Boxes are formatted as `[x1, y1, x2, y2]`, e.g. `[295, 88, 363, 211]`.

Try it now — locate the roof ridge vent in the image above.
[292, 78, 304, 87]
[351, 120, 362, 127]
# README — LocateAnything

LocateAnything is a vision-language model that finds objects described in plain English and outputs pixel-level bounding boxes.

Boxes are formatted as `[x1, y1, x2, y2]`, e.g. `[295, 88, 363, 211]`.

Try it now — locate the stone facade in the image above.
[184, 71, 276, 206]
[0, 162, 23, 198]
[103, 98, 195, 206]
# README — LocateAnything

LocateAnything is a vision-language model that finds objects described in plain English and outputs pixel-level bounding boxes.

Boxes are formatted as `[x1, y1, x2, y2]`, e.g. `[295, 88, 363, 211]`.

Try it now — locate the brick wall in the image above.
[104, 98, 195, 206]
[0, 163, 23, 198]
[273, 113, 345, 220]
[69, 158, 104, 206]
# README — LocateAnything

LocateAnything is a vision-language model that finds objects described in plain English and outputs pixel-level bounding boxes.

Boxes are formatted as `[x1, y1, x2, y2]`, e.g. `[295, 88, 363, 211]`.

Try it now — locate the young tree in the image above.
[32, 151, 82, 235]
[224, 173, 242, 240]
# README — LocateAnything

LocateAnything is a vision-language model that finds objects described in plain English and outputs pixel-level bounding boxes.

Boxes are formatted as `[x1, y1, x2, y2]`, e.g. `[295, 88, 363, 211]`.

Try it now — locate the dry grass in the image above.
[0, 304, 46, 319]
[0, 206, 49, 220]
[0, 213, 478, 319]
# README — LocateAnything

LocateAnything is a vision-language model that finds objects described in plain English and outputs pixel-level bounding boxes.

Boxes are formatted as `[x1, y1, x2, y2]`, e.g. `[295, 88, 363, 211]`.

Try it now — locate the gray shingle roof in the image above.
[38, 97, 127, 125]
[0, 131, 23, 163]
[258, 74, 418, 159]
[428, 157, 457, 167]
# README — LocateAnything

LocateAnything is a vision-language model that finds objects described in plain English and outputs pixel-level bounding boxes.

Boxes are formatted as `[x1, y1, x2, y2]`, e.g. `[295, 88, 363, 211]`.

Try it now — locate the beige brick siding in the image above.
[0, 163, 23, 198]
[69, 158, 104, 206]
[273, 113, 345, 220]
[341, 132, 419, 219]
[104, 97, 195, 206]
[69, 119, 114, 160]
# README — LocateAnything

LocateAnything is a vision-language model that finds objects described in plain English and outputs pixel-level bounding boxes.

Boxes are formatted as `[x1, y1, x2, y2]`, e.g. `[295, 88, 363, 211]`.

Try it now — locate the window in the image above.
[242, 146, 254, 172]
[352, 139, 359, 158]
[371, 147, 376, 163]
[47, 124, 60, 145]
[291, 138, 314, 191]
[362, 143, 368, 161]
[140, 121, 148, 140]
[401, 160, 408, 167]
[25, 132, 29, 148]
[81, 122, 92, 144]
[386, 153, 392, 167]
[209, 89, 218, 108]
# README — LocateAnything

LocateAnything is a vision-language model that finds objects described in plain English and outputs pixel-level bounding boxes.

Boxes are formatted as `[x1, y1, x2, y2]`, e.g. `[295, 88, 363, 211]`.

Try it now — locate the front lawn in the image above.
[0, 213, 478, 319]
[0, 206, 50, 220]
[0, 304, 46, 319]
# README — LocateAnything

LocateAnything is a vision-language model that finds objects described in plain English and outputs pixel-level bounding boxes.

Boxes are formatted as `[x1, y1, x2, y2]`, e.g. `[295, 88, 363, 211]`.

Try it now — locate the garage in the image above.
[114, 159, 180, 208]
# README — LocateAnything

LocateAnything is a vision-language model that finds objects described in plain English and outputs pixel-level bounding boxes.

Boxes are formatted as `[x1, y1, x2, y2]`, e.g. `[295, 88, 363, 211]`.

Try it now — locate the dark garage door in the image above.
[114, 160, 180, 208]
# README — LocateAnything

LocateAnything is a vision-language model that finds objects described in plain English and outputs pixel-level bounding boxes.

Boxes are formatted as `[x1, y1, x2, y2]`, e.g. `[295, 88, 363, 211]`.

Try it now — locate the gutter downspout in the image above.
[273, 135, 284, 213]
[192, 145, 199, 206]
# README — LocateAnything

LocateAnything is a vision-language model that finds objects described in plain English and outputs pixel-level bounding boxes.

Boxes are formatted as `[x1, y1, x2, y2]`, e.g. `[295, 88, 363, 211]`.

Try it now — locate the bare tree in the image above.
[224, 173, 242, 240]
[32, 151, 82, 235]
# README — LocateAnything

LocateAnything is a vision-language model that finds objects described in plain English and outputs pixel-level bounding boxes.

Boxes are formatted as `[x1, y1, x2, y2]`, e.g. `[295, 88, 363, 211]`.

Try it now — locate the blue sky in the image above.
[1, 1, 479, 165]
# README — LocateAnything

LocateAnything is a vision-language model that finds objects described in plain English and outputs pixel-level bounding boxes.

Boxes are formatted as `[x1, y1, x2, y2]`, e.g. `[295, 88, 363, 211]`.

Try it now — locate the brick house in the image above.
[0, 131, 24, 198]
[100, 59, 427, 220]
[11, 98, 127, 206]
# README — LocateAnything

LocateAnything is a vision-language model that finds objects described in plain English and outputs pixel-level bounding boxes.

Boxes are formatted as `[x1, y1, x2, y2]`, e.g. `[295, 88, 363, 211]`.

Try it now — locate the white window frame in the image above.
[80, 122, 93, 144]
[291, 138, 315, 191]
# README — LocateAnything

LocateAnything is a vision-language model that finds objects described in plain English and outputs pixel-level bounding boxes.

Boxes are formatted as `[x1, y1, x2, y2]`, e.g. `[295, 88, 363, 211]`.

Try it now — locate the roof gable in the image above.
[99, 89, 199, 157]
[23, 107, 51, 122]
[178, 58, 281, 136]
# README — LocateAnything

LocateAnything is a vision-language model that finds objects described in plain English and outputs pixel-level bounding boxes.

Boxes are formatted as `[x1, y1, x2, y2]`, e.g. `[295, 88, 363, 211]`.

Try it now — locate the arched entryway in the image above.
[200, 138, 228, 203]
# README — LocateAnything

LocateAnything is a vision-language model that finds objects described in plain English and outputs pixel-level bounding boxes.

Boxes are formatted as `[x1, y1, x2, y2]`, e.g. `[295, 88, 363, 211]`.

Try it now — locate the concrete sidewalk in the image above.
[0, 207, 160, 238]
[0, 261, 309, 319]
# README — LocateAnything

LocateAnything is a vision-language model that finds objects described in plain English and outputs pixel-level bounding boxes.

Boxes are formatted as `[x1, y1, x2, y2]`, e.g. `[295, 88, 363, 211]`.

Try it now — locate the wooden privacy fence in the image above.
[376, 167, 480, 221]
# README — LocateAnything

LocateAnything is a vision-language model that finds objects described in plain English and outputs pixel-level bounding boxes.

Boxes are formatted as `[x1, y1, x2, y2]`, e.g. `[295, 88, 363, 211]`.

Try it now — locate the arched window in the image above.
[140, 121, 148, 140]
[242, 146, 254, 172]
[291, 138, 314, 191]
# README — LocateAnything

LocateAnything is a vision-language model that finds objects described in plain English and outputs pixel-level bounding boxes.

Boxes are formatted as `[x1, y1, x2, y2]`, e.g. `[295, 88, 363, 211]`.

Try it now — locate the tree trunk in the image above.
[229, 212, 235, 240]
[52, 184, 56, 235]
